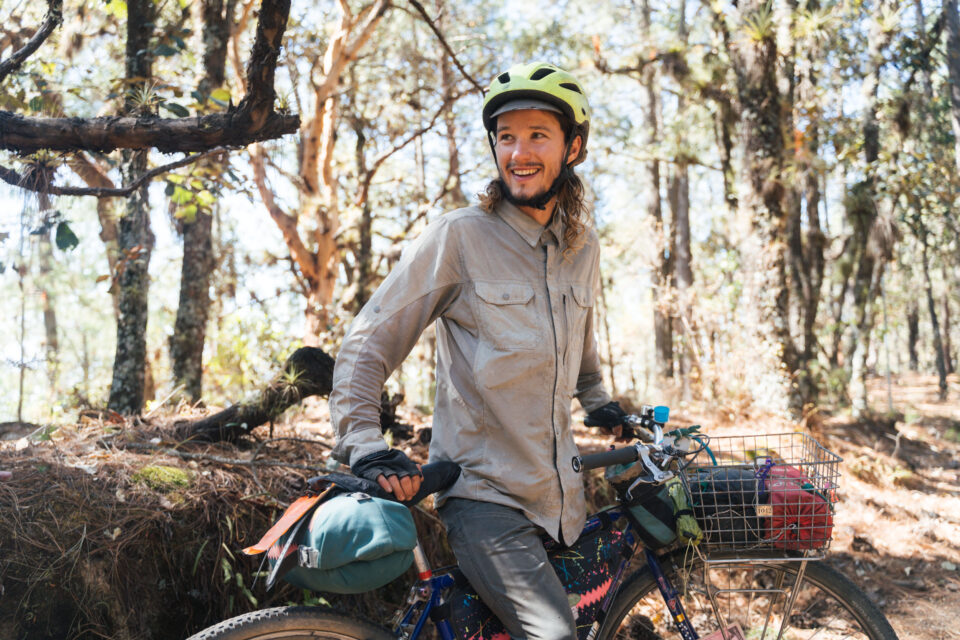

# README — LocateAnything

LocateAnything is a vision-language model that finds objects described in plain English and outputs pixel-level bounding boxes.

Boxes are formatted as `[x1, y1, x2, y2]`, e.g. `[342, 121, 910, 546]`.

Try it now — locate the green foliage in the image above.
[741, 2, 776, 43]
[54, 222, 79, 251]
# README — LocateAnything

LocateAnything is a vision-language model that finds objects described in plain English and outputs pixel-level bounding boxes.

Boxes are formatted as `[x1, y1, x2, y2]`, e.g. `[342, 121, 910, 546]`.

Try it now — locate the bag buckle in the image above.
[298, 545, 320, 568]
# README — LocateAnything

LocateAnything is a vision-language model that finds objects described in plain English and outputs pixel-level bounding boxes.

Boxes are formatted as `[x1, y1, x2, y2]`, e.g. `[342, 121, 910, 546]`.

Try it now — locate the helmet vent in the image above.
[497, 72, 511, 84]
[560, 82, 582, 94]
[530, 68, 556, 80]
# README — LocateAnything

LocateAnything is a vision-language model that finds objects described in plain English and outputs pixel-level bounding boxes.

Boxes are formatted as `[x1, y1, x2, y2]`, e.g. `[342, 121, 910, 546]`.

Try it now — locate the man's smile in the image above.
[507, 165, 543, 182]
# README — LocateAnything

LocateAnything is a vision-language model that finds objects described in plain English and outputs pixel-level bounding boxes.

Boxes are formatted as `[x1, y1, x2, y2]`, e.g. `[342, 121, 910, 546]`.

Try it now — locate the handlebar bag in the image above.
[604, 461, 701, 549]
[243, 473, 418, 594]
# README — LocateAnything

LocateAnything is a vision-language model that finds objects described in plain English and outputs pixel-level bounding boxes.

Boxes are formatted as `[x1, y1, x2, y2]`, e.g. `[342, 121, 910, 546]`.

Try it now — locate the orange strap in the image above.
[242, 487, 331, 555]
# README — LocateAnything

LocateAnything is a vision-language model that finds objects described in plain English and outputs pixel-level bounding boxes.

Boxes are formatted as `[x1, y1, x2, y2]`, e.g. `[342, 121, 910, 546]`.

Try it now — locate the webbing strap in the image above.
[242, 488, 332, 555]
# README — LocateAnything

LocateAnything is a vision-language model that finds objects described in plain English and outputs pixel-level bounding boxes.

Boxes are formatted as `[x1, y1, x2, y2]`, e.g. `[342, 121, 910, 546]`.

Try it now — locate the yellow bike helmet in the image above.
[482, 62, 591, 166]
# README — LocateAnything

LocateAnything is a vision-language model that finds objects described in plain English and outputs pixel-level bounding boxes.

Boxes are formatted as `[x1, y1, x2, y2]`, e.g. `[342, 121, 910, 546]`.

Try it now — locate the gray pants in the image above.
[439, 498, 577, 640]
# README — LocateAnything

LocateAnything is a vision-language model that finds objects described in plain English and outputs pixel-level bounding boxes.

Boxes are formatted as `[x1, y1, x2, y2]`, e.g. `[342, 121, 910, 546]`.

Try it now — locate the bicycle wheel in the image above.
[186, 606, 394, 640]
[599, 558, 898, 640]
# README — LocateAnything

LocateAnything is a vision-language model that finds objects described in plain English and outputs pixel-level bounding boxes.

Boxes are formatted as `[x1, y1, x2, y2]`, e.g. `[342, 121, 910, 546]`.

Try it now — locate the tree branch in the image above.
[407, 0, 484, 94]
[0, 147, 226, 196]
[0, 0, 299, 154]
[0, 0, 63, 84]
[356, 91, 456, 207]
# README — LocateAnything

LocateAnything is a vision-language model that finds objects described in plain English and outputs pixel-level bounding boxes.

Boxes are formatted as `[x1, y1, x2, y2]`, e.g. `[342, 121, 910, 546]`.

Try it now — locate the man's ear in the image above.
[566, 134, 583, 165]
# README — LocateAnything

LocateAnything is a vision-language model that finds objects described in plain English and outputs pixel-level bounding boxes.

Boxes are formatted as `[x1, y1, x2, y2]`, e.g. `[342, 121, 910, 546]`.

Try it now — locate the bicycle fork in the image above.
[645, 548, 700, 640]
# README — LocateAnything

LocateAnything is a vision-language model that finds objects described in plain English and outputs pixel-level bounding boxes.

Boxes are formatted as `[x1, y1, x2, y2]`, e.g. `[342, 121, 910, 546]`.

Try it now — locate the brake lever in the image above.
[639, 446, 673, 483]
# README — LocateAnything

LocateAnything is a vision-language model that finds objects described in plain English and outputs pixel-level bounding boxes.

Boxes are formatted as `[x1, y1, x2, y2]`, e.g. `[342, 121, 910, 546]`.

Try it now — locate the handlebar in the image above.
[572, 444, 641, 472]
[400, 460, 461, 505]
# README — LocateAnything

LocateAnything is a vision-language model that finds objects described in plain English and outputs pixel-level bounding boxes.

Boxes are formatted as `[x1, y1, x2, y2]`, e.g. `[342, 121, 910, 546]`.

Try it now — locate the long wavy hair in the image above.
[478, 172, 587, 259]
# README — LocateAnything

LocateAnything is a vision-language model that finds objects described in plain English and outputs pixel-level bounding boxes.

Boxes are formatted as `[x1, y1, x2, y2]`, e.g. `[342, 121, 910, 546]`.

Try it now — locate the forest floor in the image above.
[1, 372, 959, 639]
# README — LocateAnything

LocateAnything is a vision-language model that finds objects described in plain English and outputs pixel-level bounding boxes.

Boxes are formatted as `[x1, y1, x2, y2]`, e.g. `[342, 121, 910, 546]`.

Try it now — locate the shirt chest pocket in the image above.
[474, 281, 541, 351]
[564, 284, 595, 379]
[566, 284, 594, 334]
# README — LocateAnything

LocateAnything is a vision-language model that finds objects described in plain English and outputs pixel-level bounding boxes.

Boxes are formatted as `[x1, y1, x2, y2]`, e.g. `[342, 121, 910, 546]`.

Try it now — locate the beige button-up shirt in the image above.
[330, 200, 612, 544]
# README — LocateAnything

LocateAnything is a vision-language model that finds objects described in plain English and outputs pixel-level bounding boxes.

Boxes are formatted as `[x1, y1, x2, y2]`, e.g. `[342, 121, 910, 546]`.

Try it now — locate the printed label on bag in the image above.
[701, 623, 746, 640]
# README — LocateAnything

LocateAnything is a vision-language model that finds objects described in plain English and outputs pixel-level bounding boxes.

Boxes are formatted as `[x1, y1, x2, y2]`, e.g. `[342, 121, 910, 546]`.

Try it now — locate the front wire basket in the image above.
[680, 432, 841, 561]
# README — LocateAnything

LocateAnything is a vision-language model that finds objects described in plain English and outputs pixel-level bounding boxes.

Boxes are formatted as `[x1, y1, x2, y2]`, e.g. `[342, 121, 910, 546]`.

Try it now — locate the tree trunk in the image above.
[907, 301, 920, 371]
[788, 6, 826, 410]
[943, 291, 955, 375]
[249, 0, 386, 346]
[353, 119, 374, 311]
[945, 0, 960, 173]
[640, 0, 673, 380]
[670, 159, 692, 400]
[171, 0, 235, 402]
[920, 232, 948, 400]
[729, 0, 797, 413]
[108, 0, 156, 415]
[846, 5, 893, 416]
[37, 190, 59, 397]
[672, 0, 693, 401]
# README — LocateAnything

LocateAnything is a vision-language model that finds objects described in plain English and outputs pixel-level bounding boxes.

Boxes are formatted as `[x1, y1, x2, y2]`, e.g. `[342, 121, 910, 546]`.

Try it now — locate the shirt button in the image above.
[502, 293, 510, 300]
[373, 305, 381, 313]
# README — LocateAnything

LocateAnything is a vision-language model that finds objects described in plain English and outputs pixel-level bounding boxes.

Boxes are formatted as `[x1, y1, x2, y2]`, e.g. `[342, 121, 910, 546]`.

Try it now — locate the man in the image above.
[330, 61, 626, 640]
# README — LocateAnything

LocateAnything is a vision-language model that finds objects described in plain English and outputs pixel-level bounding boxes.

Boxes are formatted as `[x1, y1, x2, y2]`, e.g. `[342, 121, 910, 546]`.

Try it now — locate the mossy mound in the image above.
[133, 464, 192, 491]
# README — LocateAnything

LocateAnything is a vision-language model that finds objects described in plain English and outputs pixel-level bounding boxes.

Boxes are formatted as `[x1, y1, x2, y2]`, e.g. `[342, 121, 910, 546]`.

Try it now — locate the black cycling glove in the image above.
[351, 449, 421, 483]
[584, 401, 628, 429]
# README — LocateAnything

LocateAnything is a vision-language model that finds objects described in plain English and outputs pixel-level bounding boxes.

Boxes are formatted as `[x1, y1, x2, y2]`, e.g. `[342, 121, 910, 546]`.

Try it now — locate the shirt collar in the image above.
[495, 199, 564, 248]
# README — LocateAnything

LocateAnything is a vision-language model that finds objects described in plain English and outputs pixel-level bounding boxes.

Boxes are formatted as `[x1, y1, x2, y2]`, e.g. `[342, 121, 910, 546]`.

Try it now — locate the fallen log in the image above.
[181, 347, 410, 443]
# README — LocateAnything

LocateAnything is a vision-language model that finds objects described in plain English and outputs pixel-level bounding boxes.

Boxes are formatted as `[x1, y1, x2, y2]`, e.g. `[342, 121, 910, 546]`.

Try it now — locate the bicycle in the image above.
[188, 407, 899, 640]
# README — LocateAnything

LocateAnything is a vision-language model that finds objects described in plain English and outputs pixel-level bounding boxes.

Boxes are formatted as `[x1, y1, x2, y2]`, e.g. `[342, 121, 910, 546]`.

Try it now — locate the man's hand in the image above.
[584, 401, 628, 439]
[351, 449, 423, 501]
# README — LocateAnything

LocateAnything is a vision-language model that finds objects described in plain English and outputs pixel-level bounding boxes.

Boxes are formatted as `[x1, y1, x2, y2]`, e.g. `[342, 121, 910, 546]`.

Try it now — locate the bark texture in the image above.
[921, 232, 948, 399]
[907, 302, 920, 371]
[171, 0, 236, 401]
[729, 0, 797, 412]
[640, 0, 673, 379]
[946, 0, 960, 173]
[786, 4, 826, 410]
[107, 0, 156, 415]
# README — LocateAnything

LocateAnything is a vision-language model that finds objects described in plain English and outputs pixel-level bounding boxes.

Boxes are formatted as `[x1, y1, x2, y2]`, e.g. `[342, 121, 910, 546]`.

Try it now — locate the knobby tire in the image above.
[185, 606, 393, 640]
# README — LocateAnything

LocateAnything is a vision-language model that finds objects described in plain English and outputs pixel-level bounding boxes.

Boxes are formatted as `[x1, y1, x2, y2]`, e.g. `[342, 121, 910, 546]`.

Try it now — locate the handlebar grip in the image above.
[572, 445, 639, 473]
[401, 460, 461, 505]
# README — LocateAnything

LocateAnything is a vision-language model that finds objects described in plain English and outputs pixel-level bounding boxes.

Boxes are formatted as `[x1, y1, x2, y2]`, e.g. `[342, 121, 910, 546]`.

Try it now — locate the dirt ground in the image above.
[2, 372, 958, 639]
[829, 374, 960, 640]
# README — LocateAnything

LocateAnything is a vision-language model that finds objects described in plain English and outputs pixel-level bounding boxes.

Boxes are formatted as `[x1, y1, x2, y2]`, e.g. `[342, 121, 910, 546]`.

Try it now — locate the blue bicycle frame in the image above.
[391, 507, 700, 640]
